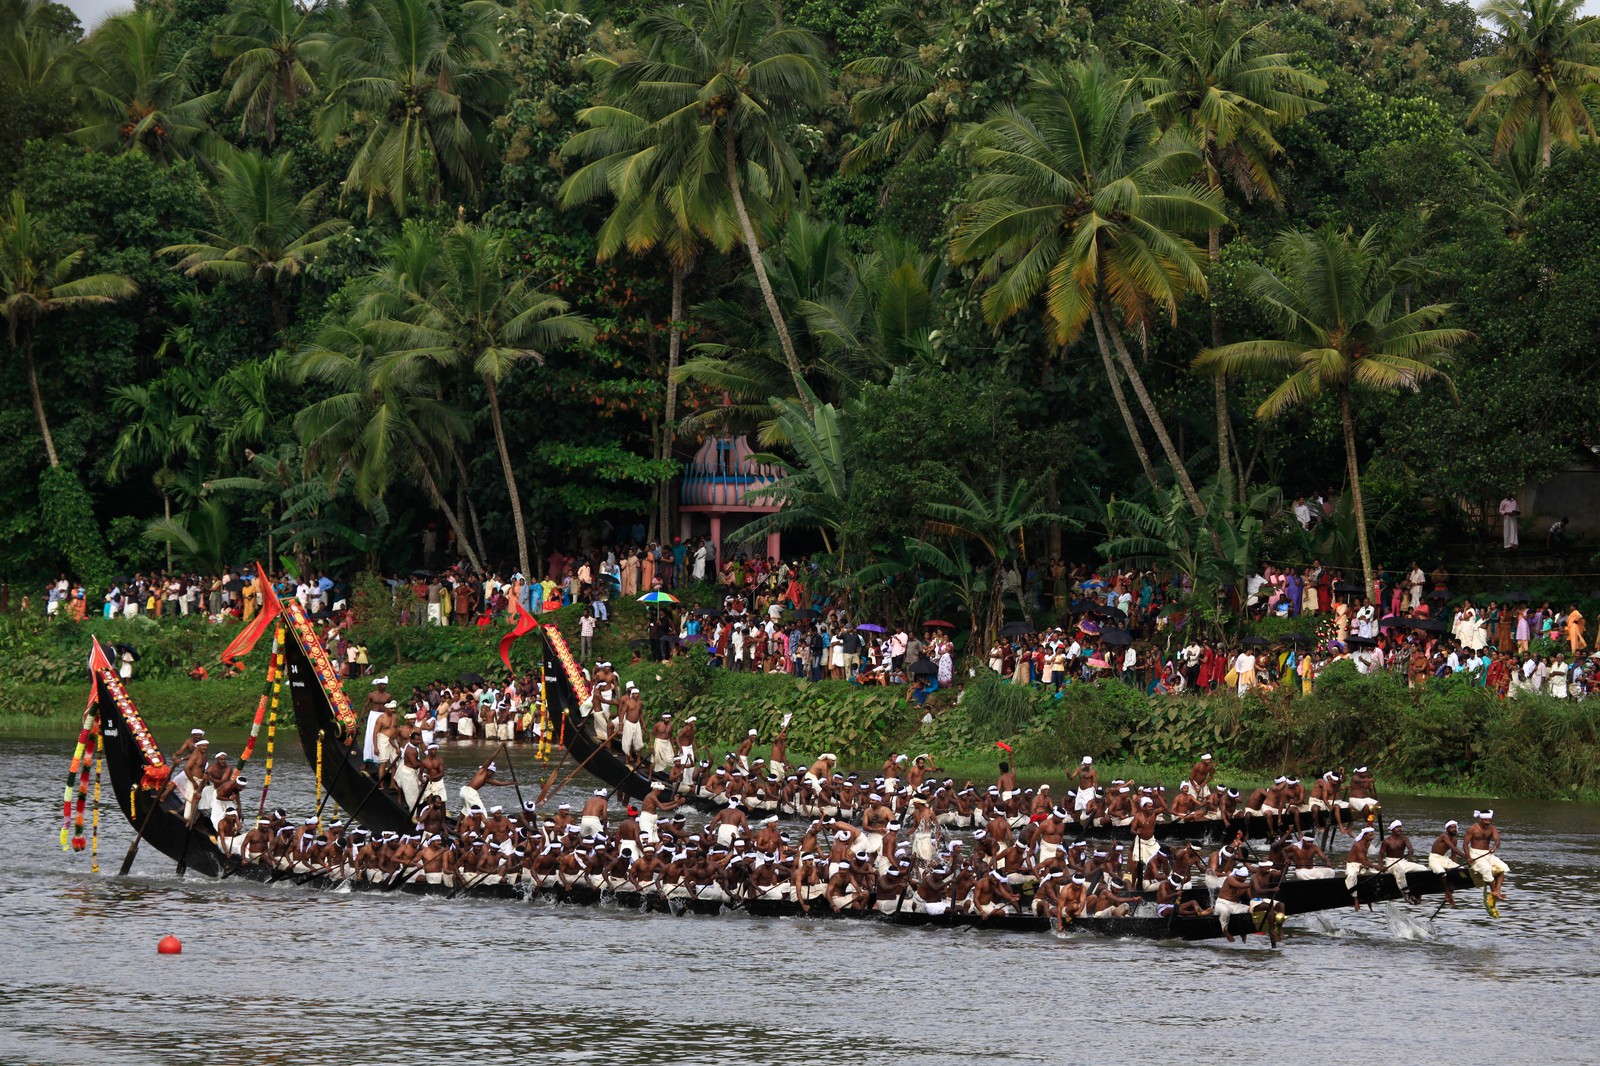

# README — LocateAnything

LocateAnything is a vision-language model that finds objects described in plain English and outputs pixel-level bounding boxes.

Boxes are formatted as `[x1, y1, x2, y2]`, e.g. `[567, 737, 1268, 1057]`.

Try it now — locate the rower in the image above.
[1347, 765, 1380, 824]
[675, 716, 697, 767]
[1085, 877, 1139, 919]
[1428, 820, 1469, 907]
[459, 756, 512, 817]
[972, 868, 1020, 920]
[1155, 873, 1209, 919]
[1285, 831, 1332, 877]
[1343, 826, 1382, 910]
[735, 729, 757, 774]
[179, 739, 209, 820]
[1054, 874, 1088, 928]
[580, 789, 609, 839]
[371, 690, 399, 790]
[1377, 819, 1427, 901]
[1281, 777, 1307, 832]
[769, 726, 789, 778]
[1463, 810, 1509, 904]
[216, 806, 243, 855]
[709, 800, 749, 848]
[1214, 864, 1253, 942]
[418, 745, 446, 811]
[1309, 772, 1345, 835]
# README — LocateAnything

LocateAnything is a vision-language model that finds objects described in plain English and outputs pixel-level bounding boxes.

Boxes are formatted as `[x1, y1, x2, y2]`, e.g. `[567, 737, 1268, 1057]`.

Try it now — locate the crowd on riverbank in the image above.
[23, 540, 1600, 706]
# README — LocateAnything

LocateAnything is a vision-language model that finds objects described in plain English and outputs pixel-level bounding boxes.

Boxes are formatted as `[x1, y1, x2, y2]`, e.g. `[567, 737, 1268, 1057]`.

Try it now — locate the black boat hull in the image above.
[95, 668, 231, 878]
[280, 601, 415, 835]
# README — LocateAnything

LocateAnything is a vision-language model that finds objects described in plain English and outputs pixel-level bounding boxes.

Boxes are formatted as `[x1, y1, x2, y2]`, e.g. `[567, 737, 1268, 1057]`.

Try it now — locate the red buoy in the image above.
[157, 935, 182, 955]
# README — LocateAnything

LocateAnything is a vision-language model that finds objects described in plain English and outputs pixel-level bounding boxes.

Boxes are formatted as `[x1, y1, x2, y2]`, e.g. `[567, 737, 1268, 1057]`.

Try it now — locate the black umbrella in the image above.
[1397, 616, 1447, 633]
[909, 659, 939, 675]
[223, 576, 245, 592]
[1000, 621, 1035, 636]
[1427, 589, 1451, 600]
[114, 643, 140, 661]
[412, 569, 436, 578]
[1333, 582, 1363, 595]
[1240, 635, 1270, 647]
[1348, 636, 1379, 648]
[1503, 591, 1532, 602]
[1094, 606, 1128, 623]
[1100, 628, 1133, 646]
[628, 638, 651, 648]
[457, 671, 486, 686]
[696, 607, 726, 618]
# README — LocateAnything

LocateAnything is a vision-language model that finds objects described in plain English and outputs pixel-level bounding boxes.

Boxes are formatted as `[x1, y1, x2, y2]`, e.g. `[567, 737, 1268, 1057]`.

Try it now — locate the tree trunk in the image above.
[420, 462, 482, 574]
[23, 336, 60, 468]
[658, 262, 687, 544]
[484, 377, 532, 581]
[1208, 215, 1232, 503]
[1088, 315, 1161, 494]
[1341, 387, 1375, 594]
[163, 489, 173, 572]
[1099, 304, 1206, 518]
[725, 135, 813, 417]
[268, 280, 286, 336]
[1538, 85, 1552, 168]
[452, 447, 489, 566]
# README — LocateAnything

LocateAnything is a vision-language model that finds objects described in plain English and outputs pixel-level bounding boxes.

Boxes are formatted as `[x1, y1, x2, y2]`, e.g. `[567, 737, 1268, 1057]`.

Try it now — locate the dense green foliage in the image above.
[2, 0, 1600, 626]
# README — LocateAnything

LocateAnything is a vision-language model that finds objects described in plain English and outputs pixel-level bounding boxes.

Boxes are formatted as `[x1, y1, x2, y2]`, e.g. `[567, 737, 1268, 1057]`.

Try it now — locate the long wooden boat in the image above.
[537, 623, 722, 812]
[95, 664, 239, 879]
[280, 599, 415, 835]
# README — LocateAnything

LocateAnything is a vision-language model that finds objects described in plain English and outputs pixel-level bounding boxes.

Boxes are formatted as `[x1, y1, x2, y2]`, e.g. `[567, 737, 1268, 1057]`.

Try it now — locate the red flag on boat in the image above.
[220, 563, 282, 664]
[500, 597, 539, 674]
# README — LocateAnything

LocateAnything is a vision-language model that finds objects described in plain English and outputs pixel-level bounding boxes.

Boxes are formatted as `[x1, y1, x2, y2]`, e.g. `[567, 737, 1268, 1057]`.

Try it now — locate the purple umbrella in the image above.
[855, 623, 886, 633]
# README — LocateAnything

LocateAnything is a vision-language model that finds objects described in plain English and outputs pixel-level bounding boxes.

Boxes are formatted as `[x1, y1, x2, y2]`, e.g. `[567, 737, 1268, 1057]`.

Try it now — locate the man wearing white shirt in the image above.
[1234, 651, 1257, 695]
[1499, 494, 1519, 549]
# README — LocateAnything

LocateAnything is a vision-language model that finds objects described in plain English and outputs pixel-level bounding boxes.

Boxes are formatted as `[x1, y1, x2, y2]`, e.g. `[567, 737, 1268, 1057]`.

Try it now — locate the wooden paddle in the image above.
[117, 790, 159, 876]
[547, 740, 616, 800]
[174, 793, 204, 877]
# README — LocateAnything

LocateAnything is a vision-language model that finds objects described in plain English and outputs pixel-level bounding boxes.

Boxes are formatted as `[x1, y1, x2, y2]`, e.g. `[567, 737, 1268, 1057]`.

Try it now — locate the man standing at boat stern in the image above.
[1465, 810, 1510, 904]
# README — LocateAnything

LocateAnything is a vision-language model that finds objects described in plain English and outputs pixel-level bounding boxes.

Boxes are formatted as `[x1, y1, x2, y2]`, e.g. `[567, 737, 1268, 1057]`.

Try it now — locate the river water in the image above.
[2, 730, 1597, 1065]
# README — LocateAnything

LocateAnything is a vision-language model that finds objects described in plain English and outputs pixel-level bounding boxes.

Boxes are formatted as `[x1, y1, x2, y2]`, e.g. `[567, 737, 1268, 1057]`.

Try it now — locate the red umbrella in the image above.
[923, 620, 956, 629]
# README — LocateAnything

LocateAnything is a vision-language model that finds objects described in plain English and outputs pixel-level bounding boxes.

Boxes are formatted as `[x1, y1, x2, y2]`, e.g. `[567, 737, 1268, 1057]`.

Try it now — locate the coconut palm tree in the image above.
[145, 498, 233, 582]
[158, 148, 348, 333]
[71, 9, 218, 162]
[214, 0, 328, 144]
[739, 389, 856, 556]
[0, 191, 136, 468]
[561, 86, 737, 541]
[950, 60, 1225, 516]
[293, 318, 482, 572]
[0, 0, 78, 164]
[603, 0, 829, 415]
[1195, 226, 1469, 592]
[370, 223, 594, 581]
[315, 0, 507, 216]
[839, 2, 956, 174]
[1462, 0, 1600, 168]
[1131, 0, 1324, 489]
[107, 369, 209, 569]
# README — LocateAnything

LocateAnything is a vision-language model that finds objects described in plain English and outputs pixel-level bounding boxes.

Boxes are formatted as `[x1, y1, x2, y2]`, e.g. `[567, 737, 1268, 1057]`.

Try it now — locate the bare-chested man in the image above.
[580, 788, 609, 839]
[1214, 863, 1254, 941]
[1155, 873, 1210, 919]
[1343, 826, 1382, 910]
[1310, 771, 1346, 834]
[650, 715, 675, 776]
[372, 698, 401, 789]
[1347, 765, 1379, 821]
[675, 716, 697, 767]
[459, 756, 512, 816]
[1463, 810, 1509, 903]
[769, 726, 789, 778]
[618, 684, 645, 763]
[1428, 819, 1469, 906]
[1189, 753, 1215, 799]
[1377, 819, 1427, 900]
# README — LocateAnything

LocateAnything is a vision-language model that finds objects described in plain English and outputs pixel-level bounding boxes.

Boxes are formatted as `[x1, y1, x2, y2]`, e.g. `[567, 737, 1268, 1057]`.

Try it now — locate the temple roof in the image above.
[680, 436, 780, 513]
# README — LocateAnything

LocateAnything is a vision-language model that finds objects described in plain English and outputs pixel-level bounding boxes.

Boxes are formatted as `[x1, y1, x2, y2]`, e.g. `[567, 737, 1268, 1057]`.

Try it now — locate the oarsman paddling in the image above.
[460, 756, 513, 817]
[1463, 810, 1509, 905]
[1429, 820, 1469, 906]
[1214, 864, 1254, 942]
[580, 789, 609, 839]
[1155, 873, 1210, 919]
[1377, 819, 1427, 901]
[1310, 772, 1346, 834]
[1343, 827, 1382, 910]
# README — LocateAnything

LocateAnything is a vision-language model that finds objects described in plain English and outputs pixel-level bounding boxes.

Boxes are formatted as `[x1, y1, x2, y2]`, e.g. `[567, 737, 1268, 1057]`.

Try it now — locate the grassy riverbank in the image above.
[4, 596, 1597, 802]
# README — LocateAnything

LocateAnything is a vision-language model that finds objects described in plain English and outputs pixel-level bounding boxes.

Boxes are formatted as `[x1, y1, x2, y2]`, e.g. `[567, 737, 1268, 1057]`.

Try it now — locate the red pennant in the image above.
[996, 741, 1013, 754]
[500, 598, 539, 674]
[220, 563, 282, 664]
